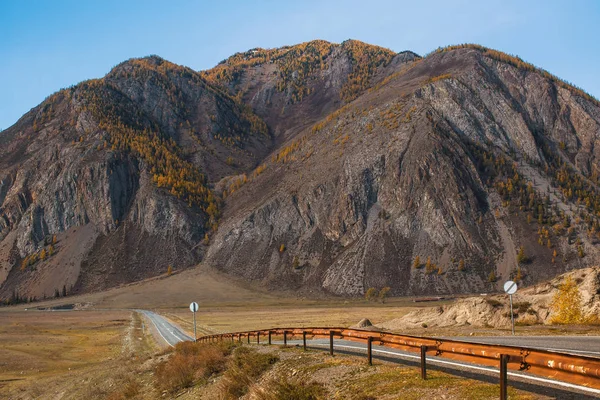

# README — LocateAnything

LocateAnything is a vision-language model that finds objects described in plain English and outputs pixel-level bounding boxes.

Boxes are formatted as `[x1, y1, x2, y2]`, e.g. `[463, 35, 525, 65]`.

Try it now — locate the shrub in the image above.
[378, 287, 391, 303]
[220, 347, 278, 399]
[154, 342, 231, 393]
[485, 299, 502, 308]
[514, 301, 532, 314]
[365, 287, 378, 302]
[257, 377, 326, 400]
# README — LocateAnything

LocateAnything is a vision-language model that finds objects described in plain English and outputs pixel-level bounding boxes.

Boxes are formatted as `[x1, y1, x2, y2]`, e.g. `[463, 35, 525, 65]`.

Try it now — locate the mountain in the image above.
[1, 40, 600, 302]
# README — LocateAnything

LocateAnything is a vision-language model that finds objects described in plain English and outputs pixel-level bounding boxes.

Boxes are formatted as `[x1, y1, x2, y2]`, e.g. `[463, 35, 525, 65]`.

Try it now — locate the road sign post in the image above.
[503, 281, 517, 336]
[189, 302, 199, 342]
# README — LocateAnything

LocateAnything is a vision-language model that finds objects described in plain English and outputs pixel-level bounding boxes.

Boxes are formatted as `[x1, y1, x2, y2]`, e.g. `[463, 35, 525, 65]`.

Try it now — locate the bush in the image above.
[220, 347, 279, 399]
[365, 287, 378, 302]
[378, 287, 391, 303]
[514, 301, 532, 314]
[154, 342, 232, 393]
[257, 377, 326, 400]
[485, 299, 502, 308]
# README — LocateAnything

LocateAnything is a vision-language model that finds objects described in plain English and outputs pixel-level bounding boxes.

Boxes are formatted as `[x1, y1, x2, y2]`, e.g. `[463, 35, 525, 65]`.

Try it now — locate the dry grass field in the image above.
[0, 310, 159, 399]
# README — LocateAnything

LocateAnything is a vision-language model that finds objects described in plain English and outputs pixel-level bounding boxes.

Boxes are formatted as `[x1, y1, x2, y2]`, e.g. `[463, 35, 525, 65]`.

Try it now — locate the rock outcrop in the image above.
[1, 41, 600, 301]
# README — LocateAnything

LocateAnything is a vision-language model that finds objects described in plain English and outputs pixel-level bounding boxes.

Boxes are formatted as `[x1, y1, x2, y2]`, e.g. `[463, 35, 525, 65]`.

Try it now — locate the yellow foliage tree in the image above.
[167, 265, 173, 276]
[365, 287, 378, 302]
[413, 256, 421, 269]
[550, 276, 583, 324]
[378, 287, 391, 303]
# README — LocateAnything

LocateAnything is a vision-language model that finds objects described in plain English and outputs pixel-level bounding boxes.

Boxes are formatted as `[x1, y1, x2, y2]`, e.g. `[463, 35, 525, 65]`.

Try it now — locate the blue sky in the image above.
[1, 0, 599, 130]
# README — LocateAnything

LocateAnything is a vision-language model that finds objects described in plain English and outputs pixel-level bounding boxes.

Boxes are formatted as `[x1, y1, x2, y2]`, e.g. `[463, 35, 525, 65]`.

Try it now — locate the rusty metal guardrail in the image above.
[199, 327, 600, 398]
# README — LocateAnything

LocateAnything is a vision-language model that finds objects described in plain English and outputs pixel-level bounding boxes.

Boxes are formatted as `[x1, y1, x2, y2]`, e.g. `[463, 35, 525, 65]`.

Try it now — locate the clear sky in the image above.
[1, 0, 599, 130]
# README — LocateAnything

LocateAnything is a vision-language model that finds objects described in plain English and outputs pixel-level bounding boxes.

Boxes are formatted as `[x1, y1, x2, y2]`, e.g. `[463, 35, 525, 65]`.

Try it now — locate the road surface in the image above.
[448, 336, 600, 358]
[136, 312, 600, 398]
[138, 309, 193, 347]
[282, 338, 600, 399]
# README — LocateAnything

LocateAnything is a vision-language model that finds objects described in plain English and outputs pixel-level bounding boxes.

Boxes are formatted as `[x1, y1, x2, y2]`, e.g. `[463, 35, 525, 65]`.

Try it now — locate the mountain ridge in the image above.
[1, 40, 600, 303]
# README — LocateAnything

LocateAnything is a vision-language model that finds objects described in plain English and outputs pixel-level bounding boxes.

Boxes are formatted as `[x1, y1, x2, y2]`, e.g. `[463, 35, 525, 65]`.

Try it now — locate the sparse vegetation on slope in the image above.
[434, 44, 600, 105]
[202, 39, 395, 104]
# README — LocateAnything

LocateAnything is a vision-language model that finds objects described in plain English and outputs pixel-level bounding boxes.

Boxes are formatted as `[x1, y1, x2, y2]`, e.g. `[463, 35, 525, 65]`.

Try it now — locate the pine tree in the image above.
[62, 285, 67, 297]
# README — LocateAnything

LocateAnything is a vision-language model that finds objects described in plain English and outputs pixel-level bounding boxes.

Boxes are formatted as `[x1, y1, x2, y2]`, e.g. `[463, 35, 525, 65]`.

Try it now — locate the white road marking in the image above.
[299, 341, 600, 396]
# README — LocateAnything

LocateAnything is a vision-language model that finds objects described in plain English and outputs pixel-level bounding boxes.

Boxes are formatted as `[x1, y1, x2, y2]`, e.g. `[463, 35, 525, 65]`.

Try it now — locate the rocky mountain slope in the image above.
[1, 40, 600, 301]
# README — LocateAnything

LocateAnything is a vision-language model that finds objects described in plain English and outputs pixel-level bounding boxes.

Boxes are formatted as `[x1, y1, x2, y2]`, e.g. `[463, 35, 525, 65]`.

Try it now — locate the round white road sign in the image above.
[189, 302, 199, 313]
[503, 280, 517, 295]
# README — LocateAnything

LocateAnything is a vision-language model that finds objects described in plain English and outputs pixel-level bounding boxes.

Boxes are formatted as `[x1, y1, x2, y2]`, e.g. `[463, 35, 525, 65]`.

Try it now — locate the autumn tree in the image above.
[40, 249, 47, 261]
[167, 265, 173, 276]
[515, 267, 523, 282]
[488, 270, 497, 283]
[516, 246, 528, 264]
[458, 259, 465, 272]
[279, 244, 286, 253]
[379, 287, 391, 303]
[365, 287, 378, 302]
[413, 256, 421, 269]
[550, 276, 583, 324]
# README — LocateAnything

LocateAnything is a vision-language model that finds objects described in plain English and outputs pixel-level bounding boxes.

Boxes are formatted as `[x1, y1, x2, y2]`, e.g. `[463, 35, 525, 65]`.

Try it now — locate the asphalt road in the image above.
[137, 309, 193, 347]
[282, 338, 600, 399]
[137, 312, 600, 398]
[448, 336, 600, 358]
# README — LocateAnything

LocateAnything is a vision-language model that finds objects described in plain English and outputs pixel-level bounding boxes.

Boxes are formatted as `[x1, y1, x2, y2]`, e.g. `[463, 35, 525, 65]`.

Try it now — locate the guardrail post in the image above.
[268, 331, 272, 345]
[500, 354, 509, 400]
[367, 337, 373, 365]
[257, 332, 260, 344]
[329, 331, 334, 355]
[420, 346, 427, 380]
[283, 331, 287, 346]
[303, 331, 307, 351]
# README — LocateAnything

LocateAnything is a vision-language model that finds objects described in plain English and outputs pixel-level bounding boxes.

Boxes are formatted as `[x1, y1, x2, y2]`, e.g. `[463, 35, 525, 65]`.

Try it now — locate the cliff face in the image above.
[2, 41, 600, 300]
[205, 46, 600, 296]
